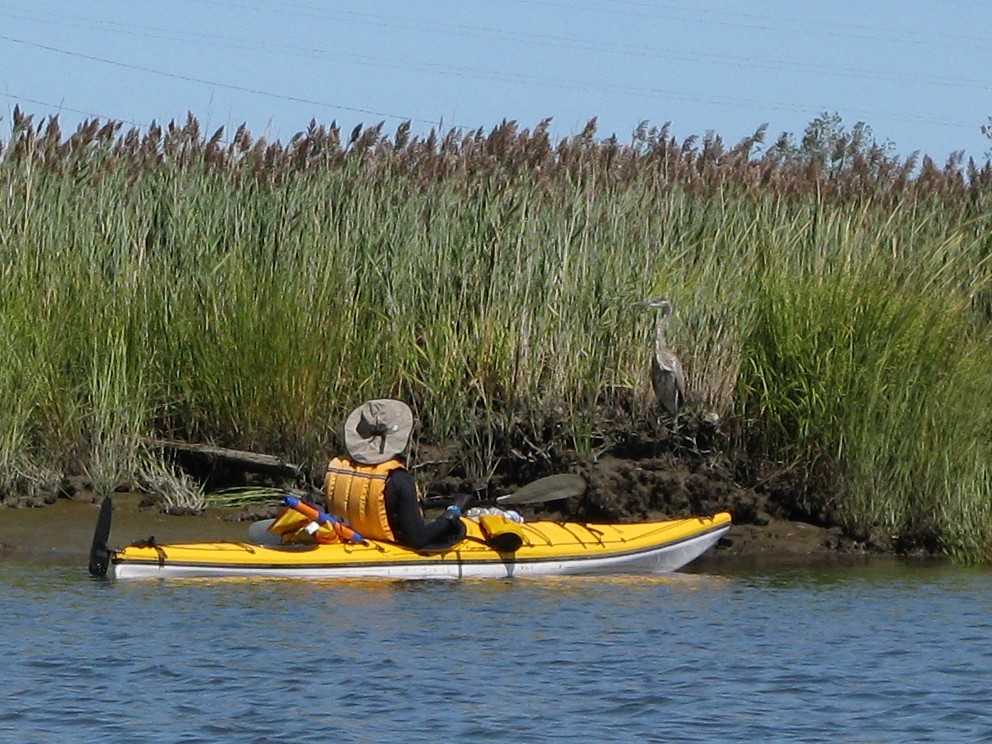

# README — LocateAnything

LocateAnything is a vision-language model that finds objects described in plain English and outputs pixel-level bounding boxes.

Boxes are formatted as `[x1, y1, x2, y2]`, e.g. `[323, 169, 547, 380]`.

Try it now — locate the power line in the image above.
[506, 0, 992, 50]
[1, 4, 986, 152]
[3, 27, 976, 142]
[5, 1, 987, 96]
[0, 33, 442, 129]
[187, 0, 992, 89]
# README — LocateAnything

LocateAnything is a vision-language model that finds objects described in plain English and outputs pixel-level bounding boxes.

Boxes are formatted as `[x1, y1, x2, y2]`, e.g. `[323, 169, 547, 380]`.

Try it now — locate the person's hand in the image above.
[444, 504, 463, 522]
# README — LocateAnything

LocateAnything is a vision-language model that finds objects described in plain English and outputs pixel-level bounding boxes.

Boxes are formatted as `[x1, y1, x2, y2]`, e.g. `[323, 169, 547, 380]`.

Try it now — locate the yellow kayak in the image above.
[103, 511, 731, 580]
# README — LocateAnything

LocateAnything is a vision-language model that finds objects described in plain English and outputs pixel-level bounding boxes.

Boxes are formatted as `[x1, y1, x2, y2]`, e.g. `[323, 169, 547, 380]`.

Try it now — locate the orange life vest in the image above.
[323, 456, 404, 542]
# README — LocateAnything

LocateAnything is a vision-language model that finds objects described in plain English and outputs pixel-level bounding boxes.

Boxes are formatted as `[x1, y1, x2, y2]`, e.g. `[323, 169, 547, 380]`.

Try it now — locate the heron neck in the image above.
[655, 315, 669, 350]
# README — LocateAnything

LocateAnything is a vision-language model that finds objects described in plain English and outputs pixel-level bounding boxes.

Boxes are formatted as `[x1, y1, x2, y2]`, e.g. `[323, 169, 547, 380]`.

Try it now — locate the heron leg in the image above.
[652, 408, 673, 457]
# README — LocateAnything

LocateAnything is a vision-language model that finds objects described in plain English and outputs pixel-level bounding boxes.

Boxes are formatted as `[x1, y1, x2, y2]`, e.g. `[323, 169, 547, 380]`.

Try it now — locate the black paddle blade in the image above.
[88, 495, 114, 577]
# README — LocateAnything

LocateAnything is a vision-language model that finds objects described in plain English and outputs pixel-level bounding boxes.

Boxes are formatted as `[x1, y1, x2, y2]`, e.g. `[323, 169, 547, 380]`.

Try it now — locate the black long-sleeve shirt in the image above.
[383, 468, 462, 550]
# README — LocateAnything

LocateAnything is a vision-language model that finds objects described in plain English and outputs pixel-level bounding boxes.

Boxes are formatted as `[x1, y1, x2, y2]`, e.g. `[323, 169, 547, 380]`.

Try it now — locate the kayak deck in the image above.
[109, 512, 731, 580]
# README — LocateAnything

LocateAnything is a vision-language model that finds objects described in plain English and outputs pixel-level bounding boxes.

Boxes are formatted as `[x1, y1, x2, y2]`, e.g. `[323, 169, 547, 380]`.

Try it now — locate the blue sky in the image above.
[1, 0, 990, 163]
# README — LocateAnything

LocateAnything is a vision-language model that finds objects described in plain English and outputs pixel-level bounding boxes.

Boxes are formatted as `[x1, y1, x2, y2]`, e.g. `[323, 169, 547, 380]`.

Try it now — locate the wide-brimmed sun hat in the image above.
[343, 399, 413, 465]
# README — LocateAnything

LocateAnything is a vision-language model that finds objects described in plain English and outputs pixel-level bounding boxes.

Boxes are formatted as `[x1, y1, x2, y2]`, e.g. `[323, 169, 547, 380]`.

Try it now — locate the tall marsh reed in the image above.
[2, 108, 992, 559]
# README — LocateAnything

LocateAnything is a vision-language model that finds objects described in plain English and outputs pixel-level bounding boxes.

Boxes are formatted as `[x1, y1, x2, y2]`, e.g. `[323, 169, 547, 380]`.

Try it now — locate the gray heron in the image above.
[637, 296, 686, 417]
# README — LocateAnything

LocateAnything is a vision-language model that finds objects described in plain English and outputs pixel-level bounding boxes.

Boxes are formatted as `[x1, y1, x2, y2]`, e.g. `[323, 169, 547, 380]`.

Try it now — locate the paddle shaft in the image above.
[422, 474, 587, 509]
[282, 496, 366, 544]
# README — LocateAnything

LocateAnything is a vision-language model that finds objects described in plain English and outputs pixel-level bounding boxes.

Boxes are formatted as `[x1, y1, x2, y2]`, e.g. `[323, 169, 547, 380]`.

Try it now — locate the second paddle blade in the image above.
[496, 474, 586, 505]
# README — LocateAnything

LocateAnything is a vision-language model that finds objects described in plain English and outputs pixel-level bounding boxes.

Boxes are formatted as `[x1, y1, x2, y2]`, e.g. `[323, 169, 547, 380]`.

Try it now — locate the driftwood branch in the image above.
[148, 439, 307, 480]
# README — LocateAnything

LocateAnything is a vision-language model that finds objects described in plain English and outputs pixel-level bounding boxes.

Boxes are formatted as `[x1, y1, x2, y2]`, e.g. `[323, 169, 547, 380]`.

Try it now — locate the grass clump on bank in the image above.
[2, 108, 992, 560]
[740, 227, 992, 559]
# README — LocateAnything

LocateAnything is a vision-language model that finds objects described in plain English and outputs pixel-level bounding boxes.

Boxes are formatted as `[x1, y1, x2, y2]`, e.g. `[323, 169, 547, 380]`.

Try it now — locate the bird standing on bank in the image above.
[637, 296, 686, 417]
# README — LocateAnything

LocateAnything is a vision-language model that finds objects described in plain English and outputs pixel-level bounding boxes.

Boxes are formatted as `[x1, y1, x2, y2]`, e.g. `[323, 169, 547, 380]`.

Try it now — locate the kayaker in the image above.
[323, 398, 467, 550]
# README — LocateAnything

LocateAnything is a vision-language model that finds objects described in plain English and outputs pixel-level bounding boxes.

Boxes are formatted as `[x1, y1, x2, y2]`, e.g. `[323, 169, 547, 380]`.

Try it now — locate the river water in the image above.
[1, 557, 990, 743]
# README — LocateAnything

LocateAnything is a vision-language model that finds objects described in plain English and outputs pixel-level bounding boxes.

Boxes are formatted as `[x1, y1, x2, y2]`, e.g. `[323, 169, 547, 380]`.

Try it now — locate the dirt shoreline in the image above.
[0, 490, 923, 568]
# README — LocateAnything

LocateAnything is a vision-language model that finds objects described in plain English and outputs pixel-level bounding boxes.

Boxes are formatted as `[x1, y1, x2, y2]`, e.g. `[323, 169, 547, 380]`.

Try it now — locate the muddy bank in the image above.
[0, 493, 249, 561]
